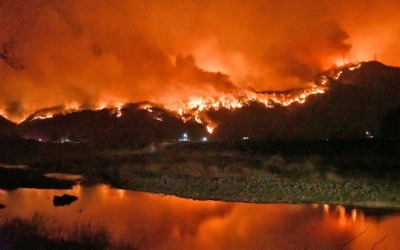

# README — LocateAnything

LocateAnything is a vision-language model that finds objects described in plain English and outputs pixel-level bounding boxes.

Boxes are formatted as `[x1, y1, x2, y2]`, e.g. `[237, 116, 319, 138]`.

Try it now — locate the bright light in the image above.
[206, 125, 215, 134]
[351, 209, 358, 222]
[202, 137, 208, 142]
[323, 204, 329, 213]
[116, 103, 123, 117]
[179, 133, 189, 141]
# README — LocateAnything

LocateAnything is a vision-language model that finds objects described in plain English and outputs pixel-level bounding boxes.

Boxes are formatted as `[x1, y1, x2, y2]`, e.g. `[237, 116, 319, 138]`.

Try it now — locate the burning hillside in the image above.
[2, 1, 400, 124]
[167, 84, 327, 134]
[1, 61, 362, 127]
[4, 62, 361, 132]
[3, 60, 399, 144]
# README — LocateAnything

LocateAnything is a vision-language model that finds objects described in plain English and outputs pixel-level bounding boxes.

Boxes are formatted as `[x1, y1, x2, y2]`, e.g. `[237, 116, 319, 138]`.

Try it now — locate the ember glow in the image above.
[0, 61, 359, 134]
[166, 82, 327, 133]
[0, 59, 363, 137]
[1, 1, 400, 123]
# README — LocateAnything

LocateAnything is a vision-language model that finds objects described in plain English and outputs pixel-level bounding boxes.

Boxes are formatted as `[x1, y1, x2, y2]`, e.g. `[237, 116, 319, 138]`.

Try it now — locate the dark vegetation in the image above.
[0, 168, 75, 190]
[3, 137, 399, 180]
[0, 135, 399, 207]
[0, 214, 133, 249]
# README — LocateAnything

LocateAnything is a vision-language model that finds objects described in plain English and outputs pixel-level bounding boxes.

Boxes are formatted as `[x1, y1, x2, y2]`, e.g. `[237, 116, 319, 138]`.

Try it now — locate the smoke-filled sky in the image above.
[1, 0, 400, 121]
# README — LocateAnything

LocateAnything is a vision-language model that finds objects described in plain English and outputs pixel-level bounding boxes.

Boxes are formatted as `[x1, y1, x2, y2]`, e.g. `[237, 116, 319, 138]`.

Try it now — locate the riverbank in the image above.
[1, 139, 399, 209]
[2, 167, 399, 209]
[0, 167, 75, 190]
[113, 174, 400, 209]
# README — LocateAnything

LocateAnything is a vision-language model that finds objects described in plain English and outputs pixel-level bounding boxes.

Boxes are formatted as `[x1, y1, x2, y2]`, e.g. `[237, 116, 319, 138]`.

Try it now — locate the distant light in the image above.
[351, 209, 360, 222]
[202, 137, 208, 142]
[242, 136, 249, 140]
[179, 133, 189, 141]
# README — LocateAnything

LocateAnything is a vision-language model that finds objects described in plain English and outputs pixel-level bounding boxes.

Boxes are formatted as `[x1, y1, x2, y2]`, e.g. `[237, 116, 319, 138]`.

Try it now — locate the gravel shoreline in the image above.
[110, 174, 400, 209]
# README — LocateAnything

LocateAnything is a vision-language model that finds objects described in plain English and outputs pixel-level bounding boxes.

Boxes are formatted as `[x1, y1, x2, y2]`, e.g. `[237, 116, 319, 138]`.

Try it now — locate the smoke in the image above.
[1, 0, 400, 121]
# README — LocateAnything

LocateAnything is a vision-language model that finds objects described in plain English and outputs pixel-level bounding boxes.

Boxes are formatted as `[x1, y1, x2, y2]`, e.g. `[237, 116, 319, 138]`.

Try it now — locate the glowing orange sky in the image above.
[1, 0, 400, 122]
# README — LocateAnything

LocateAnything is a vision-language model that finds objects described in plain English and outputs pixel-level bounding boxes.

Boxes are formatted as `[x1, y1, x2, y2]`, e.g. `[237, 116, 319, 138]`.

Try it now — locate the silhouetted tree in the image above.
[0, 40, 23, 70]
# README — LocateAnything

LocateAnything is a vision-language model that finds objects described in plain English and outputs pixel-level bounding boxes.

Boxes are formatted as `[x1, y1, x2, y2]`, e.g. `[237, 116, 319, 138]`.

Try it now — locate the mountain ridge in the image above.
[1, 61, 399, 143]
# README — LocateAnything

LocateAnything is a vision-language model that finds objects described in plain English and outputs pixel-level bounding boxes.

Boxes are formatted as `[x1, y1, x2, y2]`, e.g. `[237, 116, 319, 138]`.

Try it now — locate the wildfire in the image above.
[167, 84, 327, 133]
[164, 62, 364, 133]
[0, 109, 13, 123]
[31, 113, 54, 121]
[0, 62, 364, 135]
[0, 80, 329, 133]
[206, 125, 216, 134]
[21, 102, 83, 123]
[114, 103, 124, 118]
[326, 61, 362, 80]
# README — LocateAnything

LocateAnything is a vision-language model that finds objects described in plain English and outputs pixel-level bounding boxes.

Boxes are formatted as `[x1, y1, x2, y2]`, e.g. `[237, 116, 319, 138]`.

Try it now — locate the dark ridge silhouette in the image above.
[17, 104, 207, 146]
[0, 115, 16, 136]
[5, 60, 400, 143]
[212, 61, 400, 140]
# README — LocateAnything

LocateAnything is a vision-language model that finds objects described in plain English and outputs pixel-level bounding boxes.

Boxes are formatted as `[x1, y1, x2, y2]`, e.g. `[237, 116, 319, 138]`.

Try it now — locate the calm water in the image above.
[1, 184, 400, 249]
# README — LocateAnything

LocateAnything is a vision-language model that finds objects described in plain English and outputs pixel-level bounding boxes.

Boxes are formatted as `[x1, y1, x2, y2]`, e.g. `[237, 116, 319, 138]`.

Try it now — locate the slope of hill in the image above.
[17, 102, 207, 146]
[0, 115, 16, 137]
[5, 61, 400, 143]
[212, 61, 400, 140]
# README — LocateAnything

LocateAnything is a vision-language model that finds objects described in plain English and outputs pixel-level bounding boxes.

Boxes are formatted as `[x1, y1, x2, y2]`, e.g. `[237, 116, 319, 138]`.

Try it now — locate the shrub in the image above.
[262, 155, 321, 178]
[0, 214, 126, 249]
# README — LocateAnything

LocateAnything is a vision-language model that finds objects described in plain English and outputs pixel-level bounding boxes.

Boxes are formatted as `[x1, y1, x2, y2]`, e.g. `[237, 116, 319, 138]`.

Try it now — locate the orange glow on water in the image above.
[1, 185, 399, 249]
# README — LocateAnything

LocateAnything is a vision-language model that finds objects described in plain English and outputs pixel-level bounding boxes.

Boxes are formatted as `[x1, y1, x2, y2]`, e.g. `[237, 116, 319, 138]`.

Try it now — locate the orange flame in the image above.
[166, 62, 363, 133]
[0, 62, 362, 134]
[167, 83, 327, 133]
[0, 79, 327, 132]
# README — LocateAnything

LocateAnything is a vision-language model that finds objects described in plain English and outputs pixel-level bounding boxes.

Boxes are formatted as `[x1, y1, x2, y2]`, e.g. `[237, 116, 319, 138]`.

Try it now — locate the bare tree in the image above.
[0, 40, 24, 70]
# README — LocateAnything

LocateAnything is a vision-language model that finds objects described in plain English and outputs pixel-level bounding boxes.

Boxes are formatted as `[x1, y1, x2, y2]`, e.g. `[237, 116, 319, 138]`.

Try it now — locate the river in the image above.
[1, 184, 399, 249]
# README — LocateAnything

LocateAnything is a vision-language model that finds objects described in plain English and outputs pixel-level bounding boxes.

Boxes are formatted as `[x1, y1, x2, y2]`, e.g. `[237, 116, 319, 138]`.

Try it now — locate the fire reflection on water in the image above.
[0, 184, 399, 249]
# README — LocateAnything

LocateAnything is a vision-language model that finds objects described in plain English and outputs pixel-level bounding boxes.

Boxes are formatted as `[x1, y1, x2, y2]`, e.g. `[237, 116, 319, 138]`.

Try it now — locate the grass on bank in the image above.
[0, 213, 134, 250]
